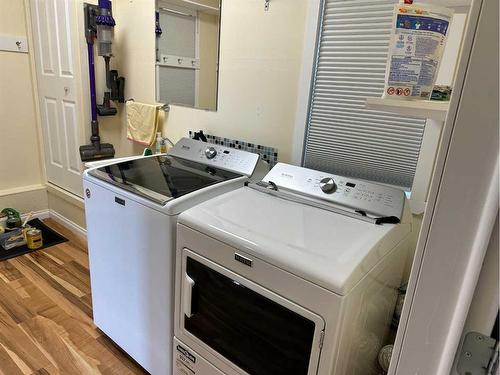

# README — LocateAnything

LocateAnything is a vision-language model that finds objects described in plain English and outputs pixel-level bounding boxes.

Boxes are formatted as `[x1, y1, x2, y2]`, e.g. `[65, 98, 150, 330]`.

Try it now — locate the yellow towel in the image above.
[126, 101, 160, 146]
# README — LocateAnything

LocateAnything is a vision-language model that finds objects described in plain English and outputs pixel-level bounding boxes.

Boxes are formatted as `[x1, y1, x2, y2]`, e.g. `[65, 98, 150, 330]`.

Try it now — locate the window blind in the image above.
[303, 0, 427, 190]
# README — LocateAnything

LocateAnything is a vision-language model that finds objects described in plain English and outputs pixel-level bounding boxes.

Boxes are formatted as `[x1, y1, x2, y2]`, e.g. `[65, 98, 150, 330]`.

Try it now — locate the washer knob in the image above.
[205, 146, 217, 159]
[319, 177, 337, 194]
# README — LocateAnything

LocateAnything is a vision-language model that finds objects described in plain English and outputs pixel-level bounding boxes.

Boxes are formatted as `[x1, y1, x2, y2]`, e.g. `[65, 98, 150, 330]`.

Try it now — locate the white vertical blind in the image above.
[303, 0, 427, 190]
[158, 10, 197, 106]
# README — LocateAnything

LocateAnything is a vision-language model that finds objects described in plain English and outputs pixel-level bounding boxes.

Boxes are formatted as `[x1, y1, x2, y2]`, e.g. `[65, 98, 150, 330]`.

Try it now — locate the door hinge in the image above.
[319, 330, 325, 349]
[454, 331, 499, 375]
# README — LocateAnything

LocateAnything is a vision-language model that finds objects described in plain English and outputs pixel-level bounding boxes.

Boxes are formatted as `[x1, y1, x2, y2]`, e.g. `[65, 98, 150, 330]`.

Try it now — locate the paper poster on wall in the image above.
[383, 3, 454, 100]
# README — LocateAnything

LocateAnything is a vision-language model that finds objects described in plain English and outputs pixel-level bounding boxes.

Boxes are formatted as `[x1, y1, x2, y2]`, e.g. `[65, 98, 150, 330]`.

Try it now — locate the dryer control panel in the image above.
[263, 163, 405, 219]
[169, 138, 260, 177]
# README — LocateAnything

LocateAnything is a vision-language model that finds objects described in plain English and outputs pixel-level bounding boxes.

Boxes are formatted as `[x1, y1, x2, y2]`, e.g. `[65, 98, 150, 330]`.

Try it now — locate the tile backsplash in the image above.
[189, 131, 279, 168]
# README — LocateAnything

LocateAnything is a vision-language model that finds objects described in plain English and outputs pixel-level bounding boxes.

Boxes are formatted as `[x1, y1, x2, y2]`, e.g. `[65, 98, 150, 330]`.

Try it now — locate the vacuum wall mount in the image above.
[80, 1, 124, 162]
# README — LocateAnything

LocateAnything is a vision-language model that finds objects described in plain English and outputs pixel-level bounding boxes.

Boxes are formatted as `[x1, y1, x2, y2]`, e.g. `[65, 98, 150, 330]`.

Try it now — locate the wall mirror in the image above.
[155, 0, 221, 111]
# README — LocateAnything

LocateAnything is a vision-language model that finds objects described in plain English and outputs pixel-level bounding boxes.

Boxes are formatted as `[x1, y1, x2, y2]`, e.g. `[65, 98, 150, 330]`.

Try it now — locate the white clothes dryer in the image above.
[173, 163, 413, 375]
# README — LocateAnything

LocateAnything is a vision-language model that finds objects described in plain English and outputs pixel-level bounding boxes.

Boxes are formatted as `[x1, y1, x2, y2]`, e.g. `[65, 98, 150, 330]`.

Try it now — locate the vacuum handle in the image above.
[87, 42, 98, 123]
[109, 69, 119, 99]
[117, 76, 125, 103]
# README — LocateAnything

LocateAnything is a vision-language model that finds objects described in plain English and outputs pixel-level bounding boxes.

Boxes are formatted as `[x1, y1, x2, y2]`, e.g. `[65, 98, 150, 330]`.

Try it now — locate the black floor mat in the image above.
[0, 218, 68, 261]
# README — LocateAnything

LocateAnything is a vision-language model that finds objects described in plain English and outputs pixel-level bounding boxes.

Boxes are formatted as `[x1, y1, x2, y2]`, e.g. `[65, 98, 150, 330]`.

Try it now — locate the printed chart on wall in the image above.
[384, 3, 453, 100]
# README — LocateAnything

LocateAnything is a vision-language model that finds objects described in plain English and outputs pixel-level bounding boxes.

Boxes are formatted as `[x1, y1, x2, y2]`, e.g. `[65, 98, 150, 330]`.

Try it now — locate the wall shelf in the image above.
[365, 97, 449, 121]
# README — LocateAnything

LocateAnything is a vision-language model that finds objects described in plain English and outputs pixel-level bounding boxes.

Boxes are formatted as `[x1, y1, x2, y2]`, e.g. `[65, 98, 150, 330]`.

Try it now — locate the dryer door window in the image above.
[181, 251, 324, 375]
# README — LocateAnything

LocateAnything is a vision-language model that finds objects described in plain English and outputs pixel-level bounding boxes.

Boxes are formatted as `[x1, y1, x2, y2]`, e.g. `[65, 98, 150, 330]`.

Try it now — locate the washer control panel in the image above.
[263, 163, 405, 219]
[169, 138, 260, 177]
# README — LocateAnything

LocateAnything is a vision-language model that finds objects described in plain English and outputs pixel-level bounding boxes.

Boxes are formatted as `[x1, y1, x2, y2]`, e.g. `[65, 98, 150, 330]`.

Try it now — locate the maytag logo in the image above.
[181, 145, 190, 150]
[176, 345, 196, 363]
[235, 253, 252, 267]
[281, 172, 293, 179]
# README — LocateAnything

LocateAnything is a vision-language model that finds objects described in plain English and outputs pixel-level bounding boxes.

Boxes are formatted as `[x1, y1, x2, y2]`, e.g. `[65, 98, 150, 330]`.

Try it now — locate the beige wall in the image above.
[0, 187, 48, 216]
[75, 0, 308, 163]
[99, 0, 157, 156]
[0, 0, 47, 212]
[163, 0, 308, 162]
[198, 12, 219, 110]
[76, 0, 156, 158]
[47, 185, 86, 229]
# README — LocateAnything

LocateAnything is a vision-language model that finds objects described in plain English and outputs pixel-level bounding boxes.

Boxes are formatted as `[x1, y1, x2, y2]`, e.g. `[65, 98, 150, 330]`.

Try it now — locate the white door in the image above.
[30, 0, 84, 197]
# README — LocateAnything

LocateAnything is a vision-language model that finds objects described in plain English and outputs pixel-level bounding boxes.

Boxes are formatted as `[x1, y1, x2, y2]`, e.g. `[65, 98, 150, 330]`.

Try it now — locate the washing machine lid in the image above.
[88, 155, 242, 205]
[178, 187, 412, 295]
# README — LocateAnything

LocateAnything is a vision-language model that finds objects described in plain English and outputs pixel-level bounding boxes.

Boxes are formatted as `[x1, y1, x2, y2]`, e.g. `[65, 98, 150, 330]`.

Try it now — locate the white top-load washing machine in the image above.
[83, 138, 261, 374]
[173, 163, 413, 375]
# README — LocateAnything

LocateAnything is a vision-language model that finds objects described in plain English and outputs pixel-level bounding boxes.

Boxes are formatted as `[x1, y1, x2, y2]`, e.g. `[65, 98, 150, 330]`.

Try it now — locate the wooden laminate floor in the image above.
[0, 219, 148, 375]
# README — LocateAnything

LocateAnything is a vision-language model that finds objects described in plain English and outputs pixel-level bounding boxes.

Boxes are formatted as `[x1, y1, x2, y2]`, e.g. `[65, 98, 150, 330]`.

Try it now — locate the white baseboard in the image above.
[19, 208, 87, 240]
[20, 209, 50, 221]
[49, 209, 87, 239]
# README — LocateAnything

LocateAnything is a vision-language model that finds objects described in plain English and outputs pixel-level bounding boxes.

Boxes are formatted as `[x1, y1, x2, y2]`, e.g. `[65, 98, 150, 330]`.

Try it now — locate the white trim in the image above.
[388, 0, 495, 372]
[155, 64, 161, 102]
[49, 209, 87, 239]
[9, 207, 86, 241]
[291, 0, 322, 166]
[365, 98, 449, 121]
[179, 0, 218, 12]
[409, 118, 443, 214]
[194, 11, 200, 108]
[462, 217, 500, 335]
[159, 0, 219, 14]
[21, 209, 50, 221]
[0, 184, 46, 197]
[158, 2, 197, 17]
[436, 158, 498, 373]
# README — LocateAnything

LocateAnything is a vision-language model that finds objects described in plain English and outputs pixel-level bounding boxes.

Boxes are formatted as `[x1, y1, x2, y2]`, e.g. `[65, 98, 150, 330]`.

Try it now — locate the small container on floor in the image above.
[26, 228, 43, 250]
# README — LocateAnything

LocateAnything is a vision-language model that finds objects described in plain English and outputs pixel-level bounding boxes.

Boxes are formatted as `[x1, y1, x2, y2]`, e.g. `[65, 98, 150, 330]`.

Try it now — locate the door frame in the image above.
[388, 0, 498, 373]
[25, 0, 87, 198]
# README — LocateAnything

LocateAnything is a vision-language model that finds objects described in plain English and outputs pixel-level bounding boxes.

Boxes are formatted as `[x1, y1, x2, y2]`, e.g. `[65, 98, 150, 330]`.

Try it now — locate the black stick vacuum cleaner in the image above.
[80, 1, 124, 162]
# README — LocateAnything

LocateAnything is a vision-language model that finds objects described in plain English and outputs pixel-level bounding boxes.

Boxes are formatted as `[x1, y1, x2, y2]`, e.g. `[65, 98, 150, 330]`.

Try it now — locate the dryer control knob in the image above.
[205, 146, 217, 159]
[319, 177, 337, 194]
